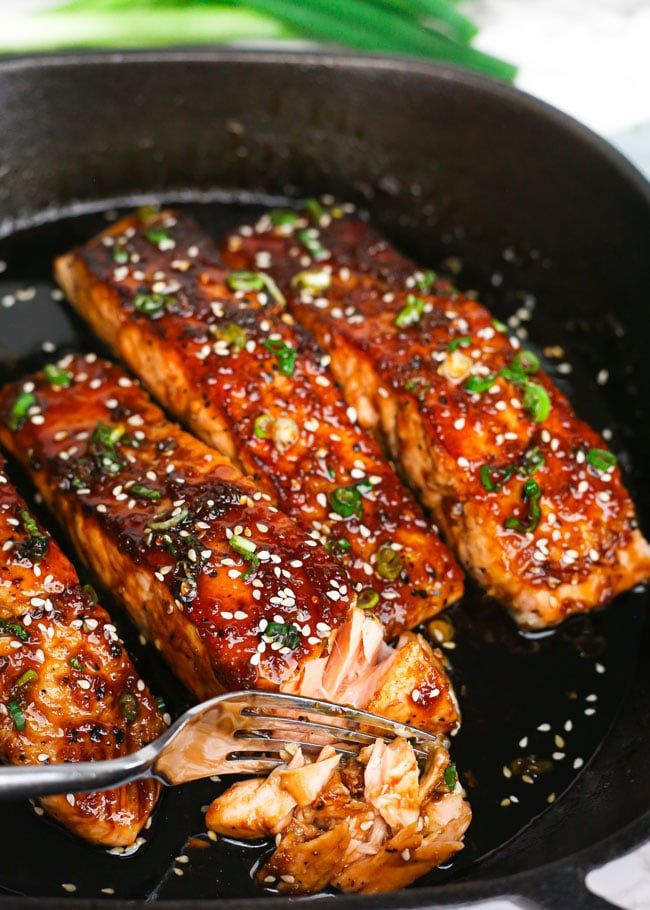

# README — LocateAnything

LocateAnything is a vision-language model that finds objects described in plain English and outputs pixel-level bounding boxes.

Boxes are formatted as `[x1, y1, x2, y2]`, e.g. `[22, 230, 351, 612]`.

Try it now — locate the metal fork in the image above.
[0, 690, 444, 801]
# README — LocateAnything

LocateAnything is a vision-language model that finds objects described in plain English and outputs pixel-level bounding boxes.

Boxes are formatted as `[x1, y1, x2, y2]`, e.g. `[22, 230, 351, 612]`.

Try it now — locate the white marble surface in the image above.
[0, 1, 648, 907]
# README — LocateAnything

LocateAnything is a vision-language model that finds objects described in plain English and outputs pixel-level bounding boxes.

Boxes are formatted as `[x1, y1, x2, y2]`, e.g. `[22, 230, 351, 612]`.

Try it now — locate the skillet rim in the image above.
[0, 46, 648, 909]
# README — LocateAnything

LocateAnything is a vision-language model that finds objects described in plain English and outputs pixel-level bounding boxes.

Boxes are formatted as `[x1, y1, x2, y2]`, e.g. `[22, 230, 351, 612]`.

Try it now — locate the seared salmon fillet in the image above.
[206, 738, 470, 894]
[0, 456, 163, 846]
[220, 202, 650, 629]
[0, 356, 460, 733]
[53, 210, 463, 640]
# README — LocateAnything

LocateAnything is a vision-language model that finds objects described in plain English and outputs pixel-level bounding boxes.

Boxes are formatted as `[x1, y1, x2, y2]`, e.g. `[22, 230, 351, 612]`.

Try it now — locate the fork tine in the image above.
[227, 740, 358, 760]
[236, 692, 443, 747]
[239, 713, 379, 747]
[235, 728, 431, 761]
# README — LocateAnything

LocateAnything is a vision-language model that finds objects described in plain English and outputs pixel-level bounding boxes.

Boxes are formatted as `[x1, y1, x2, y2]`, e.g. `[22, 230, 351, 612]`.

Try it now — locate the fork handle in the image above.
[0, 749, 154, 802]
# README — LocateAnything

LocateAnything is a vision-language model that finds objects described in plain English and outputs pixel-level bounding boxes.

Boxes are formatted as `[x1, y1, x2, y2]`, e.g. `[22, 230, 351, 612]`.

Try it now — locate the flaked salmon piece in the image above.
[208, 736, 470, 895]
[54, 209, 463, 640]
[0, 355, 460, 732]
[220, 200, 650, 629]
[0, 456, 164, 846]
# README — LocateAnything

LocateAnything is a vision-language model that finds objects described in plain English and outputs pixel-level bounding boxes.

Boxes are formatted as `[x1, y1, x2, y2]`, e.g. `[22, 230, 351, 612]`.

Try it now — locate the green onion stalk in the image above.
[0, 0, 516, 83]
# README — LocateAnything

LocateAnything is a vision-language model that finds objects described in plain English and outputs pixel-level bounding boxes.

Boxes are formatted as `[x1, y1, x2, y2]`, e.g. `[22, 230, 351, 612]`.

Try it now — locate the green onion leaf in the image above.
[329, 486, 362, 519]
[291, 269, 332, 292]
[263, 338, 297, 376]
[444, 763, 458, 790]
[254, 414, 274, 439]
[480, 464, 514, 493]
[91, 421, 125, 449]
[17, 509, 49, 563]
[0, 619, 29, 642]
[112, 244, 129, 264]
[414, 271, 436, 292]
[504, 479, 543, 534]
[448, 336, 472, 353]
[303, 198, 324, 223]
[523, 381, 551, 423]
[270, 209, 299, 229]
[357, 588, 379, 610]
[519, 446, 545, 476]
[395, 294, 425, 329]
[119, 692, 139, 723]
[404, 376, 431, 399]
[297, 228, 329, 261]
[328, 537, 351, 554]
[227, 270, 285, 305]
[213, 321, 248, 354]
[8, 699, 26, 732]
[69, 656, 83, 671]
[43, 363, 72, 388]
[155, 695, 167, 712]
[133, 292, 174, 319]
[147, 508, 189, 532]
[492, 318, 508, 333]
[512, 350, 540, 375]
[6, 391, 36, 431]
[82, 583, 98, 604]
[465, 373, 497, 394]
[129, 483, 162, 501]
[144, 227, 172, 247]
[229, 534, 260, 580]
[587, 448, 617, 473]
[264, 620, 301, 650]
[15, 669, 38, 689]
[376, 543, 403, 580]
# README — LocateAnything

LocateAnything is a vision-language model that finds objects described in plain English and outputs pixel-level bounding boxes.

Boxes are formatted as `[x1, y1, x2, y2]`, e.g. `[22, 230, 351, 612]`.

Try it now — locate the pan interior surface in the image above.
[0, 51, 648, 904]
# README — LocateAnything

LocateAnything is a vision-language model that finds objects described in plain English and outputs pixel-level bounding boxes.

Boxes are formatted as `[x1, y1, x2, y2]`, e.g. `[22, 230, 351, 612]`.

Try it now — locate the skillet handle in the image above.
[516, 863, 623, 909]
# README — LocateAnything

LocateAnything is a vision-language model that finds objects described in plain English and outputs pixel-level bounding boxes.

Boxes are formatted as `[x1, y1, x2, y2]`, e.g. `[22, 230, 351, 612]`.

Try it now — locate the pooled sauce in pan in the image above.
[0, 196, 646, 899]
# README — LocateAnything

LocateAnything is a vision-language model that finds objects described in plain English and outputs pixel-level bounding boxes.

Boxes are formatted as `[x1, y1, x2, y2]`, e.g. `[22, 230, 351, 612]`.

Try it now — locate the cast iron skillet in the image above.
[0, 49, 648, 910]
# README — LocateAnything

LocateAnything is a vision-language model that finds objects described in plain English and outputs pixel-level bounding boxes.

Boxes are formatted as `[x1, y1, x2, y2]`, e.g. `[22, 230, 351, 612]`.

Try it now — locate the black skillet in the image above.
[0, 49, 648, 910]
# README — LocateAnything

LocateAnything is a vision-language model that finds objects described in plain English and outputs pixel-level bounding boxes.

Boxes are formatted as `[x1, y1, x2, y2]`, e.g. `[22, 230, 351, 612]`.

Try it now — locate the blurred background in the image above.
[1, 0, 649, 175]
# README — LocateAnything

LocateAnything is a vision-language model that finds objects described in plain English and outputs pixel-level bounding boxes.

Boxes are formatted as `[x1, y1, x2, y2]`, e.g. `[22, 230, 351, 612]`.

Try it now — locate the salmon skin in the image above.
[220, 200, 650, 630]
[53, 209, 463, 640]
[0, 455, 163, 846]
[0, 357, 460, 734]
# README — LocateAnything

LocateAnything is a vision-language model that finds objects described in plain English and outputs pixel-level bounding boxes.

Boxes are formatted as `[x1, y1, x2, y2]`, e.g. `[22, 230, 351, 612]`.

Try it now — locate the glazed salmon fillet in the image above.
[53, 210, 463, 641]
[0, 455, 163, 846]
[0, 356, 460, 735]
[220, 201, 650, 629]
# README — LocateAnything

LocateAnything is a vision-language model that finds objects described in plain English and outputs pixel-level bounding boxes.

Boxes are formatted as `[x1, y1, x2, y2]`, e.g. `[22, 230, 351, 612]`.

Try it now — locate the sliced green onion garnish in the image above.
[297, 228, 329, 261]
[492, 318, 508, 333]
[414, 271, 436, 292]
[504, 479, 543, 534]
[357, 588, 379, 610]
[270, 209, 299, 229]
[91, 421, 125, 449]
[144, 227, 172, 246]
[155, 695, 167, 712]
[465, 373, 497, 394]
[444, 763, 458, 790]
[213, 321, 248, 354]
[69, 656, 83, 671]
[6, 391, 36, 431]
[229, 534, 260, 580]
[119, 692, 139, 723]
[520, 446, 545, 476]
[129, 483, 162, 501]
[43, 363, 71, 388]
[480, 464, 514, 493]
[254, 414, 274, 439]
[15, 669, 38, 689]
[0, 620, 29, 642]
[133, 292, 174, 318]
[303, 198, 324, 222]
[227, 271, 285, 305]
[17, 509, 49, 563]
[376, 543, 403, 580]
[264, 620, 301, 650]
[523, 382, 551, 423]
[329, 486, 362, 519]
[512, 350, 540, 376]
[263, 338, 297, 376]
[448, 337, 472, 353]
[148, 508, 189, 532]
[8, 699, 26, 732]
[290, 269, 331, 292]
[112, 244, 129, 264]
[395, 294, 425, 329]
[328, 537, 351, 554]
[404, 376, 431, 399]
[82, 583, 98, 604]
[587, 448, 617, 472]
